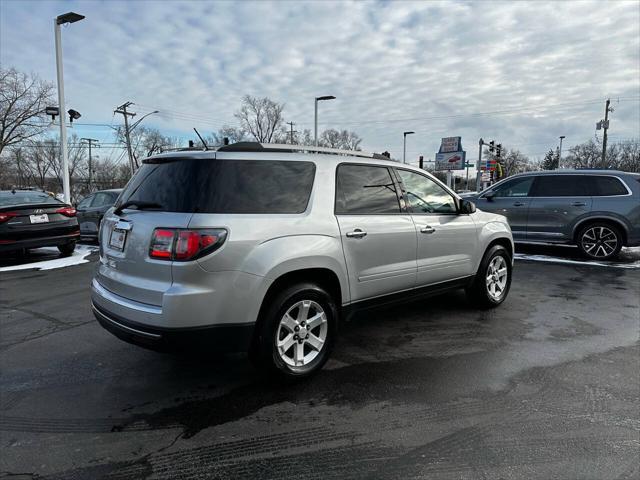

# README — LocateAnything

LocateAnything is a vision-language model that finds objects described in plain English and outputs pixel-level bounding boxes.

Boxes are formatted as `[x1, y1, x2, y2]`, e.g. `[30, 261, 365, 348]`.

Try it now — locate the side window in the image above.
[78, 195, 93, 209]
[491, 177, 534, 198]
[532, 175, 590, 197]
[91, 192, 110, 207]
[335, 164, 401, 214]
[396, 169, 457, 214]
[591, 176, 628, 196]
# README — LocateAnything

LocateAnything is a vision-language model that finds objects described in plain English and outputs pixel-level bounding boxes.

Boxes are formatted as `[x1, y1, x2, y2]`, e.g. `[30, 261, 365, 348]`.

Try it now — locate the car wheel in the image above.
[58, 241, 76, 257]
[577, 223, 622, 261]
[466, 245, 512, 308]
[252, 282, 337, 380]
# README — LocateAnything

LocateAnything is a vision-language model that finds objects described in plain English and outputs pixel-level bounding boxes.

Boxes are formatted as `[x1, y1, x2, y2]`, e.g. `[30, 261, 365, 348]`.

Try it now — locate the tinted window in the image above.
[77, 195, 93, 209]
[91, 192, 112, 208]
[119, 159, 315, 214]
[591, 176, 628, 196]
[335, 164, 400, 214]
[532, 175, 590, 197]
[0, 191, 62, 206]
[396, 169, 457, 214]
[491, 176, 534, 198]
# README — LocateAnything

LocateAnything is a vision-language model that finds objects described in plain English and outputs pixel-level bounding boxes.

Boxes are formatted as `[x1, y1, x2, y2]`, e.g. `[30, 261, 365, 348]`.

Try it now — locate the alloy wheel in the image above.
[276, 300, 328, 368]
[581, 226, 618, 258]
[485, 255, 508, 301]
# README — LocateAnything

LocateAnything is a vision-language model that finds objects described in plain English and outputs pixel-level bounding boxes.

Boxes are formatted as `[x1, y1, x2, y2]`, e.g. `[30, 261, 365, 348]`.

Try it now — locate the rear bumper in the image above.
[93, 301, 255, 353]
[0, 231, 79, 252]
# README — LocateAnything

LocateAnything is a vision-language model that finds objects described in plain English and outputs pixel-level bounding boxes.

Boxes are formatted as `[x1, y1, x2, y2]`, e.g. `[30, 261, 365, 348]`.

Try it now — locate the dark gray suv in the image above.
[463, 170, 640, 260]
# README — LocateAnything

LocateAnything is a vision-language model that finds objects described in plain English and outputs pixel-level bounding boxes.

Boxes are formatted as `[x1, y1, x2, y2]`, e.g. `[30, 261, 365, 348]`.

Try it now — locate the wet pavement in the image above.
[0, 248, 639, 479]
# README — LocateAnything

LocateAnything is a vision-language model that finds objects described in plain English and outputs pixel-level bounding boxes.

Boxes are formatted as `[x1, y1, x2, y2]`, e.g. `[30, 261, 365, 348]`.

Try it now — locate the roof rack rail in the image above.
[217, 142, 391, 160]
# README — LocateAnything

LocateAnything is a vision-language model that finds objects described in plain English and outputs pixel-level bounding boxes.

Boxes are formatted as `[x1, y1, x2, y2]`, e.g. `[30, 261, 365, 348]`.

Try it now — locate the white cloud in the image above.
[1, 0, 638, 164]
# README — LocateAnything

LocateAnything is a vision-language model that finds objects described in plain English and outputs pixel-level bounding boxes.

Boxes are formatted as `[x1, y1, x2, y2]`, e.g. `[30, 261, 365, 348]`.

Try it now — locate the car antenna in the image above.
[193, 128, 209, 150]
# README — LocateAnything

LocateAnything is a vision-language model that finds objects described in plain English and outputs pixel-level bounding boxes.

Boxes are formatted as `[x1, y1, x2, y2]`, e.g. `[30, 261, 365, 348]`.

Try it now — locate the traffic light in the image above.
[489, 141, 495, 153]
[188, 140, 194, 148]
[419, 155, 424, 169]
[496, 144, 502, 159]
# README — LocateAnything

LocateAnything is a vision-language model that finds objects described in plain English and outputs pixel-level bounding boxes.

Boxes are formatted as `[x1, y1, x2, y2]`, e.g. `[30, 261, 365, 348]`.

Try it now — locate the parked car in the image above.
[0, 189, 79, 256]
[92, 143, 513, 379]
[76, 189, 122, 240]
[462, 170, 640, 260]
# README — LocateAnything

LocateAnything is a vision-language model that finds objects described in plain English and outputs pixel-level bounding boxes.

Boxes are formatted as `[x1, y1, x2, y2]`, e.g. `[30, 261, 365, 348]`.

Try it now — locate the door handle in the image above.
[346, 229, 367, 239]
[513, 201, 525, 207]
[571, 202, 586, 207]
[420, 226, 436, 234]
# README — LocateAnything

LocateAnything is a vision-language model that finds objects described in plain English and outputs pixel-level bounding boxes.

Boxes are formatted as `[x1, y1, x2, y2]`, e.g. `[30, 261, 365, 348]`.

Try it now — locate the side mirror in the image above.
[460, 199, 476, 214]
[484, 191, 496, 201]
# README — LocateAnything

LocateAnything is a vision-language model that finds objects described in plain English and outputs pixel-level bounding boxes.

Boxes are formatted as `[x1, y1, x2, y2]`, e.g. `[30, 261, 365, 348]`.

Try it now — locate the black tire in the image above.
[466, 245, 512, 308]
[58, 241, 76, 257]
[251, 282, 338, 381]
[576, 222, 623, 261]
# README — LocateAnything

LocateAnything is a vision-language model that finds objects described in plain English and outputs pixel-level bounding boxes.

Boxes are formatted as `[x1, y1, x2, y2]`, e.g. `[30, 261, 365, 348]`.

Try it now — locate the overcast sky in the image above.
[1, 0, 638, 166]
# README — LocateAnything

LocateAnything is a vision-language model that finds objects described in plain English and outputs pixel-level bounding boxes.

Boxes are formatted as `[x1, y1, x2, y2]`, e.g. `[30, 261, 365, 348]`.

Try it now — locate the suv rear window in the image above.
[591, 176, 628, 196]
[531, 175, 590, 197]
[118, 158, 315, 214]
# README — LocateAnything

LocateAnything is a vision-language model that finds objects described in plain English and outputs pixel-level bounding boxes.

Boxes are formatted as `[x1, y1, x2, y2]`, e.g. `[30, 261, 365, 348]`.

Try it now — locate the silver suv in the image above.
[92, 143, 514, 379]
[463, 170, 640, 260]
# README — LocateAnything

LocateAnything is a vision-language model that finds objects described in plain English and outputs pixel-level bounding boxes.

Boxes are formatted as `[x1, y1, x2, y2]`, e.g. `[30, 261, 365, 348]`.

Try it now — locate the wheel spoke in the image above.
[297, 301, 311, 322]
[583, 231, 596, 241]
[497, 267, 507, 278]
[281, 313, 298, 332]
[306, 333, 324, 351]
[306, 312, 326, 330]
[293, 341, 305, 365]
[278, 334, 295, 353]
[584, 243, 596, 253]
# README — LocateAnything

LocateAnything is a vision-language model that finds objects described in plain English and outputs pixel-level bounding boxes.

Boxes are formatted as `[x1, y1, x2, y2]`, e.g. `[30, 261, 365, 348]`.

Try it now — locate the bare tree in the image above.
[318, 129, 362, 150]
[210, 125, 248, 145]
[115, 125, 178, 166]
[39, 133, 86, 191]
[234, 95, 285, 143]
[0, 68, 55, 156]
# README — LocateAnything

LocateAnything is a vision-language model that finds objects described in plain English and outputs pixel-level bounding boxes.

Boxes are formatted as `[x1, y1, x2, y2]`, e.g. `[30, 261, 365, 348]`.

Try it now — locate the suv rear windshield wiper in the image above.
[113, 201, 163, 215]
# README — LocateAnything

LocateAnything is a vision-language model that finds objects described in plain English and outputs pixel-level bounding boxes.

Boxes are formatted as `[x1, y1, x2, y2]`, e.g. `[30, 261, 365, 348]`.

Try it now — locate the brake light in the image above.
[0, 212, 17, 223]
[56, 206, 77, 217]
[149, 228, 226, 261]
[149, 229, 175, 259]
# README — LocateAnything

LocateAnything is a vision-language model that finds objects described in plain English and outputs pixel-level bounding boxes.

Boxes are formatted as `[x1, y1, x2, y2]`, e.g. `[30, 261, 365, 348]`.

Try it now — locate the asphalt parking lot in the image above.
[1, 245, 639, 479]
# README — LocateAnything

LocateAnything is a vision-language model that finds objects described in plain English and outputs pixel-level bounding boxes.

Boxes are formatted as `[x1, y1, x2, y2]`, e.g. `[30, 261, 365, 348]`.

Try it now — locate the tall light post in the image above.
[314, 95, 335, 146]
[54, 11, 85, 203]
[403, 131, 415, 164]
[558, 135, 565, 170]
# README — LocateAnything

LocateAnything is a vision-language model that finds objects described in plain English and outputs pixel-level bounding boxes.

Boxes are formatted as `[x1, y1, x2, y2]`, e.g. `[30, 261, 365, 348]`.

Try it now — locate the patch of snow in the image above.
[514, 252, 640, 270]
[0, 245, 98, 272]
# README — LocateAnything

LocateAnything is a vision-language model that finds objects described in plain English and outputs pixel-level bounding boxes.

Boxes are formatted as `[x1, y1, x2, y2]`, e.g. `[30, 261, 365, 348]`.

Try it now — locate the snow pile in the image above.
[0, 245, 98, 272]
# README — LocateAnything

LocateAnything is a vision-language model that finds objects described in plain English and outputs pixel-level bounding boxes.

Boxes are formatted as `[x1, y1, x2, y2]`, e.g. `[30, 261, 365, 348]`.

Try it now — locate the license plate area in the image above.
[30, 214, 49, 224]
[109, 228, 128, 251]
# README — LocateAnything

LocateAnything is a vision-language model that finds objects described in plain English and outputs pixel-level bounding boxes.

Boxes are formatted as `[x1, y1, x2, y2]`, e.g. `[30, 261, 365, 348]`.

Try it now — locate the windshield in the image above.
[0, 191, 63, 207]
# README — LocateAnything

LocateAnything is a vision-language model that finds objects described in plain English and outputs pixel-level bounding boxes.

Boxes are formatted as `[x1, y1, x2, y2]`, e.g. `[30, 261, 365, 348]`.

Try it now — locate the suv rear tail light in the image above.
[56, 206, 77, 217]
[149, 228, 227, 261]
[0, 212, 17, 223]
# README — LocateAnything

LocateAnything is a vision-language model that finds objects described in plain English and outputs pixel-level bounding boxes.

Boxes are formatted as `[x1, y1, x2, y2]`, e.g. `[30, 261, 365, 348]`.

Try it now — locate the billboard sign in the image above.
[436, 136, 465, 170]
[439, 136, 461, 153]
[435, 151, 466, 170]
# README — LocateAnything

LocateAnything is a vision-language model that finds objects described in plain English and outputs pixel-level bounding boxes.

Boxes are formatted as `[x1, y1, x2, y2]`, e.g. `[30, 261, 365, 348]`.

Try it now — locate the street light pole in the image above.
[314, 95, 336, 146]
[558, 135, 565, 170]
[54, 12, 84, 204]
[403, 131, 415, 164]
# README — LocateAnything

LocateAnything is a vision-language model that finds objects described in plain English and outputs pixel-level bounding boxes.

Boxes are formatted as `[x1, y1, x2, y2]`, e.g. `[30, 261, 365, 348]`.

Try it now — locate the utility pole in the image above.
[601, 98, 611, 165]
[114, 102, 136, 176]
[475, 138, 484, 192]
[80, 138, 98, 192]
[286, 121, 297, 144]
[557, 135, 565, 170]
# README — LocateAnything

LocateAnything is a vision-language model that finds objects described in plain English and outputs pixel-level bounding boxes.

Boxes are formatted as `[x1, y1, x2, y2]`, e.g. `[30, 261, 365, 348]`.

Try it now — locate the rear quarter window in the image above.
[119, 159, 316, 214]
[591, 176, 629, 196]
